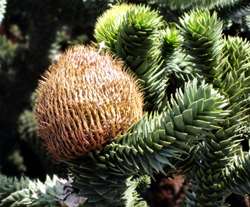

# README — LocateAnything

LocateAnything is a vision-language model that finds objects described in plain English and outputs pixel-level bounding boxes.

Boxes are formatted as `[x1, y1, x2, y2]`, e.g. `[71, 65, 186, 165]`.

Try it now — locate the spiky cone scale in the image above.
[36, 45, 144, 162]
[112, 4, 168, 112]
[94, 4, 131, 53]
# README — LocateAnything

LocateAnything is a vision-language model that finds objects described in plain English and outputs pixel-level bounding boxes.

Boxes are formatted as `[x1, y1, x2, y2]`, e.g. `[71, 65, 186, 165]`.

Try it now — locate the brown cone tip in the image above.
[35, 45, 144, 162]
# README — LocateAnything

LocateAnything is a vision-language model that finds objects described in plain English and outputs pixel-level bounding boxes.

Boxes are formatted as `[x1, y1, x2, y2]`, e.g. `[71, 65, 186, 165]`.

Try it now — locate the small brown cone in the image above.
[36, 45, 144, 162]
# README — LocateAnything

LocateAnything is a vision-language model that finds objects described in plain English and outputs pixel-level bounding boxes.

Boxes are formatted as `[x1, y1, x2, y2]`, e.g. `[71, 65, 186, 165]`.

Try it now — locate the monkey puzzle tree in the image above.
[1, 0, 250, 207]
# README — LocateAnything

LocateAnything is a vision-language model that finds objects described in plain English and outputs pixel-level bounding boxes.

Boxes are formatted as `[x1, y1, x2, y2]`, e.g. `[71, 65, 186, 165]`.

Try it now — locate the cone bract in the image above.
[36, 45, 144, 162]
